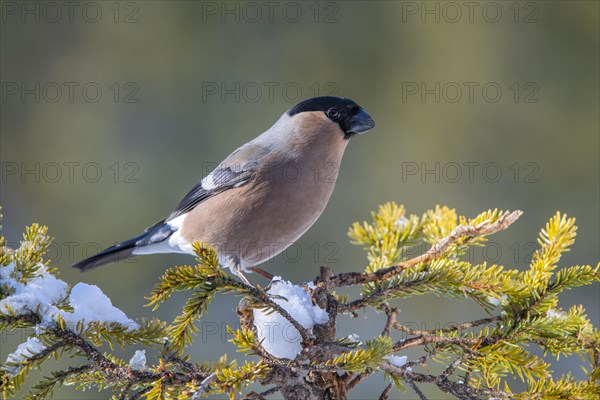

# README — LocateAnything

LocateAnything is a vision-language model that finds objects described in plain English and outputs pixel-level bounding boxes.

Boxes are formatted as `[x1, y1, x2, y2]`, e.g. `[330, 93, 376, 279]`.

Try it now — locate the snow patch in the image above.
[0, 262, 16, 280]
[547, 309, 566, 320]
[347, 333, 363, 345]
[0, 267, 138, 331]
[395, 216, 409, 230]
[129, 350, 146, 370]
[487, 294, 507, 307]
[3, 337, 46, 376]
[61, 283, 139, 330]
[0, 273, 68, 322]
[385, 355, 408, 367]
[253, 277, 328, 359]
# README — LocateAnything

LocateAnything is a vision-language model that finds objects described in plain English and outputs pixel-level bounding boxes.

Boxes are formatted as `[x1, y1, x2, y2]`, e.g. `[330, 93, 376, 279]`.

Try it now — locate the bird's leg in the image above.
[249, 266, 274, 280]
[229, 258, 254, 287]
[237, 270, 254, 287]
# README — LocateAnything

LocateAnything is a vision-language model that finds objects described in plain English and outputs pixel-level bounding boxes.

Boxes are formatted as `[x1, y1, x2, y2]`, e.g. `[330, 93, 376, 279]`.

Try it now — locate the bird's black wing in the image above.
[166, 143, 270, 221]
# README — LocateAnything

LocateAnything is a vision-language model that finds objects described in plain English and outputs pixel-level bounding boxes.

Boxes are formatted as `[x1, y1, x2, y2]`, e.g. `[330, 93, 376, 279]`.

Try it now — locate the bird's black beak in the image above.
[346, 108, 375, 135]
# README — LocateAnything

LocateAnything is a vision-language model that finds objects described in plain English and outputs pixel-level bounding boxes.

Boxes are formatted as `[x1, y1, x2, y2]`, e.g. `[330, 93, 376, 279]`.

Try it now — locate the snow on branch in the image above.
[1, 204, 598, 400]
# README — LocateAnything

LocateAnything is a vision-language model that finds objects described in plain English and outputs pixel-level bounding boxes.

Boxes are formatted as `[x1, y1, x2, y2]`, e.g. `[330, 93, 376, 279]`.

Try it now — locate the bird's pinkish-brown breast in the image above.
[180, 115, 349, 270]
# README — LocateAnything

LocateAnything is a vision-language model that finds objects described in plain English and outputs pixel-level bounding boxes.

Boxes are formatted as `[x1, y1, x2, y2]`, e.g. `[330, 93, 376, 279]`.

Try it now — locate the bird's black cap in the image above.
[287, 96, 375, 138]
[287, 96, 358, 116]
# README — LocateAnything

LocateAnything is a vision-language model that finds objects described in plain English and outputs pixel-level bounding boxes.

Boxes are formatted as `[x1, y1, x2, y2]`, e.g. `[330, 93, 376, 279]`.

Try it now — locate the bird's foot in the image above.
[235, 269, 254, 287]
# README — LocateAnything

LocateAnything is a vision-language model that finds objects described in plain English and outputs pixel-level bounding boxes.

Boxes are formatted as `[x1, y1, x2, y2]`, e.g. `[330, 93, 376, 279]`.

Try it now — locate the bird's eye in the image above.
[326, 108, 340, 120]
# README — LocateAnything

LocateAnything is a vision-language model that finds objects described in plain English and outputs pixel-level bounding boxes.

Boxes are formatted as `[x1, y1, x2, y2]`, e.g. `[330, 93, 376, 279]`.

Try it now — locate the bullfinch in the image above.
[73, 96, 375, 283]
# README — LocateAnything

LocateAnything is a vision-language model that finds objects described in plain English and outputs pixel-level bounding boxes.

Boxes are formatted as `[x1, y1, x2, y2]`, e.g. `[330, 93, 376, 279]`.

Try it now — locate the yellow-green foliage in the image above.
[228, 327, 259, 356]
[213, 360, 270, 394]
[0, 211, 167, 399]
[1, 204, 598, 399]
[147, 242, 255, 354]
[325, 336, 395, 372]
[349, 203, 599, 398]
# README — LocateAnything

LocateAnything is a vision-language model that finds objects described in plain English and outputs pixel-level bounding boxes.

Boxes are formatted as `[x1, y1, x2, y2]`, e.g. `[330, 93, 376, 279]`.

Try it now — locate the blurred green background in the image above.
[1, 1, 598, 398]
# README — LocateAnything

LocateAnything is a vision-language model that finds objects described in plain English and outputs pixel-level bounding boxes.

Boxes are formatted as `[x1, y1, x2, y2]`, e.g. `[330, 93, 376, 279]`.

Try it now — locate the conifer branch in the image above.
[381, 362, 509, 400]
[2, 205, 598, 399]
[392, 315, 503, 335]
[326, 210, 522, 288]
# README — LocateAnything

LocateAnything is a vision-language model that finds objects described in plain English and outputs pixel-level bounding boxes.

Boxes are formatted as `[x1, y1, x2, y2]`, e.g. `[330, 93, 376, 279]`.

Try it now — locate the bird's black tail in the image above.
[72, 238, 137, 272]
[73, 219, 174, 272]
